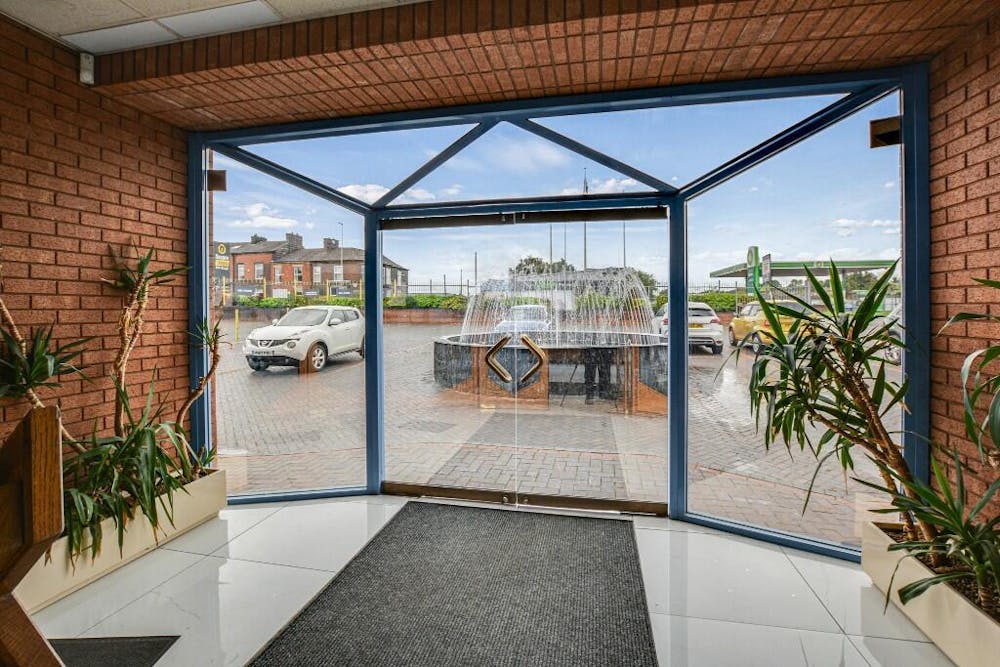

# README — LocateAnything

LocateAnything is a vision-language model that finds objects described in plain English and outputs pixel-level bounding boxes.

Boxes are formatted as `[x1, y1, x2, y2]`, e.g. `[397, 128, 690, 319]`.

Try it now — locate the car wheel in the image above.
[728, 327, 737, 346]
[247, 359, 269, 371]
[712, 343, 723, 355]
[358, 337, 365, 359]
[306, 343, 327, 372]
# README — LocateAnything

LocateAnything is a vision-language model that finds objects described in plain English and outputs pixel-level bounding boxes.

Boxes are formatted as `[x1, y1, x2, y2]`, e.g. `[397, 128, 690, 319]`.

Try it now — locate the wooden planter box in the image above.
[862, 521, 1000, 667]
[14, 469, 227, 614]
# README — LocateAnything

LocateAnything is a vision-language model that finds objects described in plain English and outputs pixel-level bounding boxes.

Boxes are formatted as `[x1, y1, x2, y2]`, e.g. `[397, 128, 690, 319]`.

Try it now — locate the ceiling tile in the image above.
[0, 0, 142, 36]
[63, 20, 176, 54]
[120, 0, 253, 20]
[157, 1, 278, 38]
[265, 0, 424, 22]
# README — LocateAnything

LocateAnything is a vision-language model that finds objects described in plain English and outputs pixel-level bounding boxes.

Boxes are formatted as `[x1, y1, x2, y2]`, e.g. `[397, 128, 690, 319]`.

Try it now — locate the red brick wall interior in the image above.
[928, 14, 1000, 511]
[0, 15, 189, 443]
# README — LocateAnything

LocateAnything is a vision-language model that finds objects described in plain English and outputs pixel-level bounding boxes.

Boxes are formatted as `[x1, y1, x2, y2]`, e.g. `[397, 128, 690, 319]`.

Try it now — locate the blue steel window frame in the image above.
[187, 64, 930, 560]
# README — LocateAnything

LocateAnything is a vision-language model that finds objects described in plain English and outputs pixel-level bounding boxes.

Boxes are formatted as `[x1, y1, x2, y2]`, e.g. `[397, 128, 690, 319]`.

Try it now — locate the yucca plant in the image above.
[737, 260, 937, 543]
[63, 376, 190, 561]
[0, 325, 90, 399]
[942, 277, 1000, 469]
[859, 453, 1000, 612]
[103, 244, 188, 437]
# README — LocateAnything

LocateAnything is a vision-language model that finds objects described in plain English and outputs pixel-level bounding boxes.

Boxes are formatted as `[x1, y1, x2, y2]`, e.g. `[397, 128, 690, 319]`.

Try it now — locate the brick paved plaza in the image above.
[215, 318, 888, 547]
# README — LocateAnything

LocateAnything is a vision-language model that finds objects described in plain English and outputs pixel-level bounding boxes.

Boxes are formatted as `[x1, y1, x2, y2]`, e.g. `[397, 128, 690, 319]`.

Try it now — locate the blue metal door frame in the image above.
[187, 65, 931, 559]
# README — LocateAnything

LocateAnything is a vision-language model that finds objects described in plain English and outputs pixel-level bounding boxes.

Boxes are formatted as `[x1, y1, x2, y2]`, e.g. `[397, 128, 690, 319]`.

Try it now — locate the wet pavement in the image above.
[215, 318, 891, 547]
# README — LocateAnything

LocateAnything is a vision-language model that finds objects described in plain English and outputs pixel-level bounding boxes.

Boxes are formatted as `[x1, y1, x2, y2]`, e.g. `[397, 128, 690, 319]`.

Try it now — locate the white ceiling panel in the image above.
[0, 0, 428, 55]
[266, 1, 425, 22]
[62, 20, 176, 53]
[120, 1, 245, 16]
[0, 0, 142, 35]
[158, 1, 278, 38]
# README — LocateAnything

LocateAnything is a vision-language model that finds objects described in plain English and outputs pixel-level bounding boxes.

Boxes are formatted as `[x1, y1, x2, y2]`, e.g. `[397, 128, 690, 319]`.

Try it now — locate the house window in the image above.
[293, 265, 303, 283]
[254, 262, 264, 280]
[333, 264, 343, 282]
[236, 263, 245, 280]
[312, 265, 322, 284]
[274, 266, 283, 283]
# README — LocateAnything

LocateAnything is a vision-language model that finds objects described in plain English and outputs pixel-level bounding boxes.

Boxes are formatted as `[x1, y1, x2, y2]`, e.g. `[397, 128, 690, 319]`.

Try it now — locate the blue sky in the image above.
[212, 92, 902, 287]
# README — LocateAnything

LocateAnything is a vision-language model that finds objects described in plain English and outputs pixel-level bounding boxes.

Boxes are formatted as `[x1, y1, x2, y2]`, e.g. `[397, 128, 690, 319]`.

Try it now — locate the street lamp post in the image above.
[337, 221, 344, 294]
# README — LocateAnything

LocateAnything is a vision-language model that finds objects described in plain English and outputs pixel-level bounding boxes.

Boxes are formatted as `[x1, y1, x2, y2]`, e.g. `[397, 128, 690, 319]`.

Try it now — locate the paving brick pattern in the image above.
[217, 319, 891, 546]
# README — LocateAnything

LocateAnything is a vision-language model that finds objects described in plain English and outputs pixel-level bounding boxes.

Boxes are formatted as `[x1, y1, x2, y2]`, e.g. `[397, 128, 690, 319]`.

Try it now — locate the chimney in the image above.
[285, 232, 303, 251]
[323, 237, 339, 250]
[250, 234, 267, 244]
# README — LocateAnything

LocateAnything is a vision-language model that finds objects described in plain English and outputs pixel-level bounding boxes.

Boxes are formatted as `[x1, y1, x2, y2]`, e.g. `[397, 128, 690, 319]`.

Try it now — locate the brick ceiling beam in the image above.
[91, 0, 1000, 131]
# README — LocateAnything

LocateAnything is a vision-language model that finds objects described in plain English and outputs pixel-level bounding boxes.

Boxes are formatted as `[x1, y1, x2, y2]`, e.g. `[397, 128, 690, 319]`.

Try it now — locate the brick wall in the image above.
[0, 15, 189, 443]
[928, 13, 1000, 512]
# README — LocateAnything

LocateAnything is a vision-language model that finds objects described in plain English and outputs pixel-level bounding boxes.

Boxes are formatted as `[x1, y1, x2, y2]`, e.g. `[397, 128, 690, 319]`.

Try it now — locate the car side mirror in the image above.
[271, 318, 279, 325]
[329, 319, 342, 326]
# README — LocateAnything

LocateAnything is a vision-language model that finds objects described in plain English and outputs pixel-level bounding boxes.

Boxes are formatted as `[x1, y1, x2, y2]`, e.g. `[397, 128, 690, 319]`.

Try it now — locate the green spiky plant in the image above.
[860, 453, 1000, 613]
[63, 376, 191, 561]
[736, 260, 937, 544]
[942, 277, 1000, 470]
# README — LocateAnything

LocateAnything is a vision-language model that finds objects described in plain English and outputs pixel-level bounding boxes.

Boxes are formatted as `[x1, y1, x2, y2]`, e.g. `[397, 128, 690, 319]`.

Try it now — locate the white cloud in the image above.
[493, 138, 571, 173]
[883, 181, 895, 188]
[558, 176, 641, 196]
[401, 187, 435, 202]
[226, 202, 300, 230]
[339, 183, 389, 203]
[338, 183, 436, 204]
[441, 184, 463, 197]
[828, 218, 900, 238]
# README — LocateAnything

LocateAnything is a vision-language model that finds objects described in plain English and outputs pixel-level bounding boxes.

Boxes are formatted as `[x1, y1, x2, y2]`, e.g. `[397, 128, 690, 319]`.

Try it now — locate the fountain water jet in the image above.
[434, 267, 668, 414]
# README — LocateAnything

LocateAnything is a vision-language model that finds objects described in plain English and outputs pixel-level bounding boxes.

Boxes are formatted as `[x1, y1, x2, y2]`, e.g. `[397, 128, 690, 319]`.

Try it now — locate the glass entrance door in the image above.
[381, 218, 669, 511]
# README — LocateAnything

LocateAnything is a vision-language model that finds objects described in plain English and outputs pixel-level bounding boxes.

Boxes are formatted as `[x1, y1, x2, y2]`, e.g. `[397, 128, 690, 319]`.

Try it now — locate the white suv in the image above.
[244, 306, 365, 372]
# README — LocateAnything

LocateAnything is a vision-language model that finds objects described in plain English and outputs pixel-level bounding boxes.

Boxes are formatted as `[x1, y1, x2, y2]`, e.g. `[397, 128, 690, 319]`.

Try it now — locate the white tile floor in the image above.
[31, 496, 954, 667]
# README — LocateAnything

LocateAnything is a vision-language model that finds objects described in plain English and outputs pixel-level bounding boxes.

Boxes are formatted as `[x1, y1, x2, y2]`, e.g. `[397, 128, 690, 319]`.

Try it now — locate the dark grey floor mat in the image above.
[250, 502, 657, 667]
[49, 635, 179, 666]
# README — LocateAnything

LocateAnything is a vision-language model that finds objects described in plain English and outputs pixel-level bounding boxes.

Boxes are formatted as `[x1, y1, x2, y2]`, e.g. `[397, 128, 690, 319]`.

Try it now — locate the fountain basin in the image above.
[434, 331, 668, 415]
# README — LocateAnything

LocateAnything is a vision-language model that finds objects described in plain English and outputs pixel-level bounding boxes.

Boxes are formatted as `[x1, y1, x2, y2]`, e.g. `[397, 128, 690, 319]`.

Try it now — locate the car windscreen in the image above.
[688, 307, 715, 318]
[510, 306, 546, 321]
[277, 309, 327, 326]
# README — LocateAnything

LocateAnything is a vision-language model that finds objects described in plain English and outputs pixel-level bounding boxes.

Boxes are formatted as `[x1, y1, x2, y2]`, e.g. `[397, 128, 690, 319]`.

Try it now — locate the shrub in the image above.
[690, 291, 737, 313]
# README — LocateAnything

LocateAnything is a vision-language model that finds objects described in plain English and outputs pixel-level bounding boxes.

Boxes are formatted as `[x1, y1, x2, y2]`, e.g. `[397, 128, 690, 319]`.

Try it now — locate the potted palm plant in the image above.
[739, 262, 999, 667]
[2, 244, 228, 613]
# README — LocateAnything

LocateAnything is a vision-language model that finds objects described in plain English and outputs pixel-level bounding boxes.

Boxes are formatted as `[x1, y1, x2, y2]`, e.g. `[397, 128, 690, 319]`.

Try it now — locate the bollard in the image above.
[235, 308, 240, 342]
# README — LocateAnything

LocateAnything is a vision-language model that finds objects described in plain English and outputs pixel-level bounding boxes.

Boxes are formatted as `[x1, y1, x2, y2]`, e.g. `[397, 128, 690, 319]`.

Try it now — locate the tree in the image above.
[511, 256, 576, 275]
[632, 269, 657, 295]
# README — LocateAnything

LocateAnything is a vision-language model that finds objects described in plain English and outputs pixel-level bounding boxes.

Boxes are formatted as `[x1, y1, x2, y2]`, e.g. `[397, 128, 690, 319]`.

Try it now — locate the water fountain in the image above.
[434, 267, 668, 414]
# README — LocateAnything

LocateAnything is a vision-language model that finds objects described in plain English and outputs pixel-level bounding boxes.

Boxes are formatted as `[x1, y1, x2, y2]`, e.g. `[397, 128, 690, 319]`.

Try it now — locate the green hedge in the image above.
[651, 291, 736, 313]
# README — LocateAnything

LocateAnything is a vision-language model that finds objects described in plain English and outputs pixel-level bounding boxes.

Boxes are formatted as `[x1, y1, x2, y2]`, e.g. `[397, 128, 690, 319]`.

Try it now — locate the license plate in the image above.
[255, 349, 274, 356]
[690, 323, 704, 328]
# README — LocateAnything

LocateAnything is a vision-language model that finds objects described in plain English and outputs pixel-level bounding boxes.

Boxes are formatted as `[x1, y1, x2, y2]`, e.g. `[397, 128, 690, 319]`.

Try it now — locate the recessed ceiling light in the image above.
[62, 21, 176, 54]
[157, 1, 279, 38]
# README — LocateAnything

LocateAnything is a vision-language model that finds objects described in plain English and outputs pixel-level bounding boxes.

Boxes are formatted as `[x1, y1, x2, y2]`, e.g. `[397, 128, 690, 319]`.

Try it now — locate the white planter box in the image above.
[14, 469, 227, 614]
[862, 521, 1000, 667]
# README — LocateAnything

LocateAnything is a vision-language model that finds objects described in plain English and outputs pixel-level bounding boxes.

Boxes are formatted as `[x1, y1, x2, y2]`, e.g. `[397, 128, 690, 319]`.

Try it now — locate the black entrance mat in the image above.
[49, 635, 179, 666]
[250, 502, 658, 667]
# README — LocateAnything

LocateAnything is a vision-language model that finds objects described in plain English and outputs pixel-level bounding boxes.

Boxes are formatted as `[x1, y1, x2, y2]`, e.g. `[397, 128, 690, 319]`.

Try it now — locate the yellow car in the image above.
[728, 301, 810, 352]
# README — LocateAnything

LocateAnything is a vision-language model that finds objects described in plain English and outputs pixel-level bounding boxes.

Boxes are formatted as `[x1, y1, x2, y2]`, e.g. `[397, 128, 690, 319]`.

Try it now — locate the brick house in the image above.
[228, 234, 407, 296]
[228, 232, 302, 285]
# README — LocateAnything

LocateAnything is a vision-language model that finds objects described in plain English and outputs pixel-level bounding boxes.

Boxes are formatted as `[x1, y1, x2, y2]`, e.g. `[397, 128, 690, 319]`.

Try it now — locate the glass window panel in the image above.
[685, 92, 903, 549]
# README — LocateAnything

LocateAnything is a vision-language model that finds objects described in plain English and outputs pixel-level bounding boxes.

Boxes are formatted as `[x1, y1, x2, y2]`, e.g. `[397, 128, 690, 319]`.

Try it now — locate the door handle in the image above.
[519, 334, 547, 384]
[485, 335, 513, 383]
